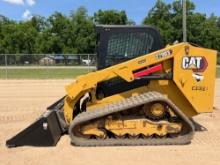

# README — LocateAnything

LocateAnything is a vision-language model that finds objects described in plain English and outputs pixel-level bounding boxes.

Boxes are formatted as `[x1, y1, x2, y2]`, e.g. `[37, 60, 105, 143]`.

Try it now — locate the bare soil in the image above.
[0, 79, 220, 165]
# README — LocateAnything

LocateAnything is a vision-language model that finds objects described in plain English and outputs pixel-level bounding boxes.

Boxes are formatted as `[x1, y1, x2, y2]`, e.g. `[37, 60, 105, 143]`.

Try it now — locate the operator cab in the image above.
[95, 25, 164, 70]
[95, 25, 165, 98]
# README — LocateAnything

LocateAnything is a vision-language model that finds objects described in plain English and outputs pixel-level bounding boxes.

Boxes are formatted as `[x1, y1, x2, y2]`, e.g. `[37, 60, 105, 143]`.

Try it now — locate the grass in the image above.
[0, 67, 220, 79]
[0, 68, 89, 79]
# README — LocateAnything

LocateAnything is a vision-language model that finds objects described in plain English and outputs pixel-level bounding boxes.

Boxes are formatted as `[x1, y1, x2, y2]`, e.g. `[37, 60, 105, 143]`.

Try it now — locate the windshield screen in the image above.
[106, 32, 154, 66]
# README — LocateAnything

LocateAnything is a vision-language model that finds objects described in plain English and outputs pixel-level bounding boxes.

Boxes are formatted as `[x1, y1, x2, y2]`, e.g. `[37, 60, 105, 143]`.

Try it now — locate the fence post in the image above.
[5, 54, 8, 79]
[87, 54, 90, 72]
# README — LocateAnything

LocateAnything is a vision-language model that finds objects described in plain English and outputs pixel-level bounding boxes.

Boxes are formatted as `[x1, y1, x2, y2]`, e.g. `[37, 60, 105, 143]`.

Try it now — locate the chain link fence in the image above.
[0, 54, 96, 79]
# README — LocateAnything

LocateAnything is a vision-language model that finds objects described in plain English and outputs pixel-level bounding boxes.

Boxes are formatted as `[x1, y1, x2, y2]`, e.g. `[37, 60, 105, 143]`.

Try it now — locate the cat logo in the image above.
[182, 56, 208, 72]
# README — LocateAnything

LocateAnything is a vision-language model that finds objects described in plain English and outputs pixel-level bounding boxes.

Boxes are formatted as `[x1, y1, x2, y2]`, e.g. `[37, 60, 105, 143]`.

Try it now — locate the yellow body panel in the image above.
[173, 46, 216, 113]
[64, 43, 217, 124]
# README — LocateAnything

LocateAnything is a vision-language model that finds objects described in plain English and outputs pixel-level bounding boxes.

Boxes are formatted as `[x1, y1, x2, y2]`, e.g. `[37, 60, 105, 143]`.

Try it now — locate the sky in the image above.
[0, 0, 220, 24]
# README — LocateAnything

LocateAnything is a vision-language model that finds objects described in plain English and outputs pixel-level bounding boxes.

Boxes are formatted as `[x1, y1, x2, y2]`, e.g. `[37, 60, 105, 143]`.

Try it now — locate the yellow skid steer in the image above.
[6, 25, 217, 147]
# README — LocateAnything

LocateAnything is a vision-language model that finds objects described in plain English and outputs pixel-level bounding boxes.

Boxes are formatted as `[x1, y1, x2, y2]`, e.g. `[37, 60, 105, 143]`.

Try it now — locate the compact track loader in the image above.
[6, 25, 217, 147]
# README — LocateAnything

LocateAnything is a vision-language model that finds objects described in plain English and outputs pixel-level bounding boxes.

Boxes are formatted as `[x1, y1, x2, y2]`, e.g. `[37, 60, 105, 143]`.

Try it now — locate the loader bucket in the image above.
[6, 110, 63, 148]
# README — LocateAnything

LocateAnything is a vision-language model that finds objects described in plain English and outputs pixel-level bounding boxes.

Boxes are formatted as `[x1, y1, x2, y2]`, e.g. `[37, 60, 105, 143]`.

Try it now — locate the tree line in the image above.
[0, 0, 220, 59]
[0, 7, 131, 55]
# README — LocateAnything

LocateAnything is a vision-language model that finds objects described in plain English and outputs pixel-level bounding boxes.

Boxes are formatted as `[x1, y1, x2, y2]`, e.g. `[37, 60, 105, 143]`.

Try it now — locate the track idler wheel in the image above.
[143, 102, 166, 120]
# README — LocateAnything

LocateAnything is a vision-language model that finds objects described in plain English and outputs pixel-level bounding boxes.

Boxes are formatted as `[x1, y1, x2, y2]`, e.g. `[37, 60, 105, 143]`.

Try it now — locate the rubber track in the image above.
[69, 91, 195, 146]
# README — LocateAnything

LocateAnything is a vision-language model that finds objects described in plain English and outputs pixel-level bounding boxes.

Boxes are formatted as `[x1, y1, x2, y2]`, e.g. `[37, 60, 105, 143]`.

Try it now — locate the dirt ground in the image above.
[0, 79, 220, 165]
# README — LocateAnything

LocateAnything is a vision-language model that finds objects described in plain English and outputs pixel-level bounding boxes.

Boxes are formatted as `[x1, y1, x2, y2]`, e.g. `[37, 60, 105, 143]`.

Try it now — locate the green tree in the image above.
[30, 15, 48, 32]
[35, 12, 68, 53]
[200, 14, 220, 50]
[69, 6, 96, 53]
[143, 0, 174, 44]
[142, 0, 219, 51]
[94, 9, 128, 25]
[170, 0, 197, 42]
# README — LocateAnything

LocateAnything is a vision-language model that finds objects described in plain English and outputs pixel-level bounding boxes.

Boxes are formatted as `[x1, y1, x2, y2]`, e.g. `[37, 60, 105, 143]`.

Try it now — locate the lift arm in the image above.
[63, 43, 184, 124]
